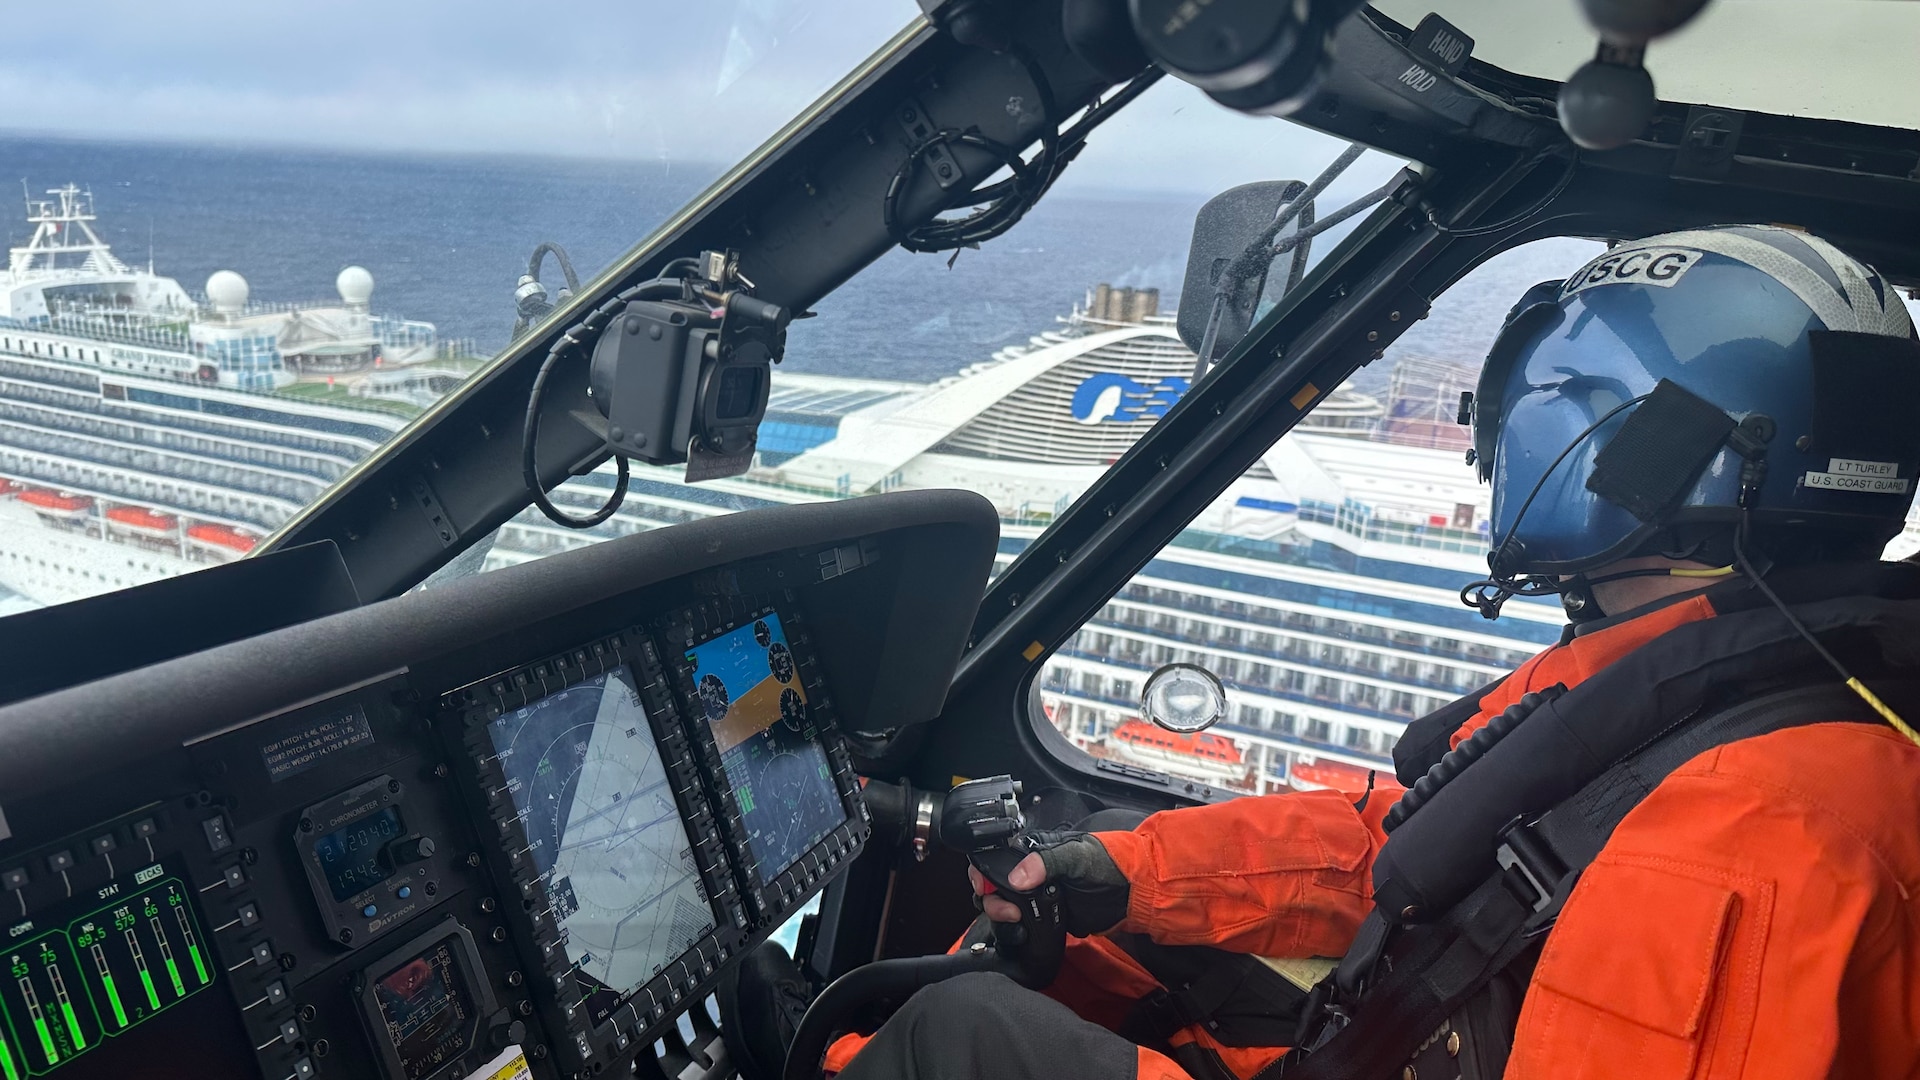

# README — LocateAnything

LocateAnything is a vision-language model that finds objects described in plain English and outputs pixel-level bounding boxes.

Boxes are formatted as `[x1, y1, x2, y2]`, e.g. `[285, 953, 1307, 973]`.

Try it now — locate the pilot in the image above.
[748, 225, 1920, 1080]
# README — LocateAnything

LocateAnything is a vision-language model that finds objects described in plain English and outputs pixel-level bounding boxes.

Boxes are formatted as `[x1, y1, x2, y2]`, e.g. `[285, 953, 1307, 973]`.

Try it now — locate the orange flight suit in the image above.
[837, 591, 1920, 1077]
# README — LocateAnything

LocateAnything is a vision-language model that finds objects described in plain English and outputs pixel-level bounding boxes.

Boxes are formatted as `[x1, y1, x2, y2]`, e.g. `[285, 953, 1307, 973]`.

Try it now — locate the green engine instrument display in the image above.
[0, 869, 213, 1077]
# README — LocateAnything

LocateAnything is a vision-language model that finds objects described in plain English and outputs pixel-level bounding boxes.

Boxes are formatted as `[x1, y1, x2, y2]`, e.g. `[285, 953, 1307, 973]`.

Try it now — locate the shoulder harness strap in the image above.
[1280, 682, 1879, 1080]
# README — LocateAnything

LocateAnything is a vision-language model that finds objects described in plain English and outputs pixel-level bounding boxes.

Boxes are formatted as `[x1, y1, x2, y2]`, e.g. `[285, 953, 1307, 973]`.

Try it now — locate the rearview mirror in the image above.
[1177, 180, 1308, 369]
[1140, 663, 1228, 734]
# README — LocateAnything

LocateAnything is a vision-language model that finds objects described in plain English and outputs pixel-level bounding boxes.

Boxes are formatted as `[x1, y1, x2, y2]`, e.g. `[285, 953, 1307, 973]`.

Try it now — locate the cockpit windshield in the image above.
[0, 0, 1406, 612]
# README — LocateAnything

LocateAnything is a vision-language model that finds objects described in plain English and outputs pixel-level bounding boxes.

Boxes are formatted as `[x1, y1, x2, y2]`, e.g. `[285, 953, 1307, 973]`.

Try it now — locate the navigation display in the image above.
[686, 614, 846, 886]
[485, 664, 715, 1025]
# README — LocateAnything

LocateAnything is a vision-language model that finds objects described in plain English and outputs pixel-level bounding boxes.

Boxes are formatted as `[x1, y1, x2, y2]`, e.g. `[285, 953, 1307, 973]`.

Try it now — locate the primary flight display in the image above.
[685, 613, 846, 886]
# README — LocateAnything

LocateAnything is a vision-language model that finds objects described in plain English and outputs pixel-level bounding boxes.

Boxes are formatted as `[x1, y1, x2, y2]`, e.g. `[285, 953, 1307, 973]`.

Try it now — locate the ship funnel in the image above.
[205, 270, 249, 316]
[336, 265, 374, 309]
[1090, 283, 1159, 324]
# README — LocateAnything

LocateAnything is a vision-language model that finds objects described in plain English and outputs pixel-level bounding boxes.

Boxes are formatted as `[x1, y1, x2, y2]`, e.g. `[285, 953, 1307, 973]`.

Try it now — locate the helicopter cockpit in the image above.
[1, 2, 1917, 1078]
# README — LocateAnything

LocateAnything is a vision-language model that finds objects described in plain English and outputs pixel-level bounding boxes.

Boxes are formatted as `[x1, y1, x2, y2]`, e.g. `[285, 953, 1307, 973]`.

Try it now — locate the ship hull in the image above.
[0, 498, 196, 605]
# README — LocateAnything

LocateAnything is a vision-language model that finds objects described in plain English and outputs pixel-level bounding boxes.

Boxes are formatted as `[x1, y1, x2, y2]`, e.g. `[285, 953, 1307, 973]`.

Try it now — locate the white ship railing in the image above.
[10, 313, 193, 352]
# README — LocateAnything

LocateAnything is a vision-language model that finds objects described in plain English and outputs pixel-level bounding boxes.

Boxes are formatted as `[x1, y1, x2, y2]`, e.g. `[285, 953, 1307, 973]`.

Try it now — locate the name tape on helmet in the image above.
[1562, 246, 1702, 299]
[1804, 457, 1911, 494]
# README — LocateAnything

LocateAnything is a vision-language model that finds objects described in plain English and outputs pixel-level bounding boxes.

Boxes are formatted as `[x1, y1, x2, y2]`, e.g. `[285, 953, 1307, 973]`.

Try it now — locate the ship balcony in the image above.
[0, 364, 393, 463]
[1082, 616, 1493, 700]
[1047, 644, 1436, 730]
[1119, 574, 1540, 657]
[0, 418, 328, 505]
[1041, 679, 1394, 770]
[0, 398, 354, 483]
[1075, 618, 1474, 703]
[0, 445, 301, 531]
[0, 352, 100, 391]
[1094, 593, 1521, 683]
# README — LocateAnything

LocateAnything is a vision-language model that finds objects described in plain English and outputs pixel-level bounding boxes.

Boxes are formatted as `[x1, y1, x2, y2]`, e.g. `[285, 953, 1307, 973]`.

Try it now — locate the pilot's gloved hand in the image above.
[966, 830, 1129, 936]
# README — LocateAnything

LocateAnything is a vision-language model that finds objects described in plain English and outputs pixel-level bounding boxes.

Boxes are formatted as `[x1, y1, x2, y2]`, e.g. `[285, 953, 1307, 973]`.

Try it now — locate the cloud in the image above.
[1050, 78, 1408, 199]
[0, 0, 908, 166]
[0, 0, 1402, 197]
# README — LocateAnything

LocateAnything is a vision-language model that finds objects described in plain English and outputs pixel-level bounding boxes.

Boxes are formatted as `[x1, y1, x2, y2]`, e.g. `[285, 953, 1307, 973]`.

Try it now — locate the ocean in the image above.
[0, 133, 1602, 614]
[0, 133, 1599, 392]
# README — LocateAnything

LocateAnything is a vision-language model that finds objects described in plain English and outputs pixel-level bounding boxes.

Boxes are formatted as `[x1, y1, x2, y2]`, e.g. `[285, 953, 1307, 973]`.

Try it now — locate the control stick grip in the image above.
[969, 846, 1067, 989]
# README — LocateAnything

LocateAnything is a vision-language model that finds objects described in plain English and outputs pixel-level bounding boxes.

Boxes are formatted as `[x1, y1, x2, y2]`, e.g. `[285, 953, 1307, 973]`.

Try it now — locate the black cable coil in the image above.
[1381, 683, 1569, 833]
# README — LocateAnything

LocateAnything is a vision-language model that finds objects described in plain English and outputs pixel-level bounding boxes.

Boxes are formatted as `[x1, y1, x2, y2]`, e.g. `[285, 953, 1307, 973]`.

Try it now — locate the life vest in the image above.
[1283, 561, 1920, 1080]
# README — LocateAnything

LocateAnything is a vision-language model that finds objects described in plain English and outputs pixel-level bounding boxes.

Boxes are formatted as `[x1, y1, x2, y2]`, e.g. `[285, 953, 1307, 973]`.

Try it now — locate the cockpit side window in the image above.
[1031, 239, 1610, 796]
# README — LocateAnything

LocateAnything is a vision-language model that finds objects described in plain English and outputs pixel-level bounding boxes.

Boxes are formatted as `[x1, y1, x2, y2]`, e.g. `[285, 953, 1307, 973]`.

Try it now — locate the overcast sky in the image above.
[0, 0, 1402, 200]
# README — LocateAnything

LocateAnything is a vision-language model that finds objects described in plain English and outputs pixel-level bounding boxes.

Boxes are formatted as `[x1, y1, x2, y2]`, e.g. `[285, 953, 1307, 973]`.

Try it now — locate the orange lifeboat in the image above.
[186, 523, 257, 560]
[1289, 756, 1377, 792]
[1108, 719, 1251, 787]
[19, 488, 94, 527]
[19, 488, 93, 512]
[107, 505, 178, 536]
[1110, 719, 1245, 764]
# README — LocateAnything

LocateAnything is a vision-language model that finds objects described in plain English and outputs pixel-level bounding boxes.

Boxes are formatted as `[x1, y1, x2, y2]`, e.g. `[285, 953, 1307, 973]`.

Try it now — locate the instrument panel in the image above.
[0, 491, 995, 1080]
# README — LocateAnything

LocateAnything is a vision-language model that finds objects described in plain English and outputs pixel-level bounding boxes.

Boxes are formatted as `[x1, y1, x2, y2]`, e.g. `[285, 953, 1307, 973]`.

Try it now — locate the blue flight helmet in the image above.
[1467, 225, 1920, 617]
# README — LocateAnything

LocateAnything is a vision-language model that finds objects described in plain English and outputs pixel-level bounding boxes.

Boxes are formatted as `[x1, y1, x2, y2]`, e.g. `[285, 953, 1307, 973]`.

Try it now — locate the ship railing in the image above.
[1105, 588, 1520, 664]
[1099, 585, 1526, 669]
[1041, 678, 1395, 767]
[23, 313, 193, 352]
[0, 425, 328, 504]
[0, 458, 287, 532]
[264, 384, 427, 421]
[1077, 613, 1492, 696]
[192, 296, 351, 317]
[0, 354, 98, 391]
[0, 399, 350, 484]
[0, 365, 400, 465]
[103, 395, 376, 459]
[1049, 644, 1430, 728]
[1293, 498, 1488, 554]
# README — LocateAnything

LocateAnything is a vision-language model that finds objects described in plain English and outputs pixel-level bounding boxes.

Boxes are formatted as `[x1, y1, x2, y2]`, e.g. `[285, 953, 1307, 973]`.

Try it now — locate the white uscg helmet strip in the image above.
[1571, 226, 1913, 338]
[1561, 246, 1702, 297]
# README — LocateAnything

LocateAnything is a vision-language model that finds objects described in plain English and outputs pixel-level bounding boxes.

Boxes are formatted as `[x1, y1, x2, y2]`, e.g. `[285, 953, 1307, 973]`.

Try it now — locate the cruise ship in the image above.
[0, 184, 455, 603]
[489, 286, 1568, 795]
[0, 186, 1578, 794]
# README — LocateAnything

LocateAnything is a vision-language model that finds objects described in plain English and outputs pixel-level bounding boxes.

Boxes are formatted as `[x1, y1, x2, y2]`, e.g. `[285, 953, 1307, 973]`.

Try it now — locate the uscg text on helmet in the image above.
[1562, 246, 1702, 298]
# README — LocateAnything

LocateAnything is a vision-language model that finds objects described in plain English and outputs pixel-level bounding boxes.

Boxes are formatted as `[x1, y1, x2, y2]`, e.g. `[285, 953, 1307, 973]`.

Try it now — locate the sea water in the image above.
[0, 133, 1595, 388]
[0, 133, 1599, 612]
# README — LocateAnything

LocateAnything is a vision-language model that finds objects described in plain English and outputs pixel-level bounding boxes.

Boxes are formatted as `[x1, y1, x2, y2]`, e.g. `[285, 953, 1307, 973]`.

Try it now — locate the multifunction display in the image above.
[484, 664, 715, 1026]
[0, 867, 214, 1078]
[450, 608, 867, 1075]
[357, 919, 495, 1080]
[685, 615, 845, 887]
[657, 592, 869, 926]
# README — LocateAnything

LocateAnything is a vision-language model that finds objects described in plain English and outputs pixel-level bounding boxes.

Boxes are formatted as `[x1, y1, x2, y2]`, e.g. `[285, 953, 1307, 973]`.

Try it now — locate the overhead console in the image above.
[0, 490, 995, 1080]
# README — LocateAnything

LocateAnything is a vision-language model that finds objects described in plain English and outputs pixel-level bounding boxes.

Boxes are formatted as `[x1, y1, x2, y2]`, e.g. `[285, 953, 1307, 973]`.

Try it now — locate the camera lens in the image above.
[713, 366, 763, 420]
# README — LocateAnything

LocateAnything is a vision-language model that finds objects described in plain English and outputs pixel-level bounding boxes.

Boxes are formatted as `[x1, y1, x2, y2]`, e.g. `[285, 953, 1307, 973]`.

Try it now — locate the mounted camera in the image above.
[521, 249, 790, 528]
[1129, 0, 1368, 117]
[587, 250, 789, 482]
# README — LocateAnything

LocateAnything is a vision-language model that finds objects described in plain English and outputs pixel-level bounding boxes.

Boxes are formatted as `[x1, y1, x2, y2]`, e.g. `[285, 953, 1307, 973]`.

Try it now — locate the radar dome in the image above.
[205, 270, 249, 315]
[336, 265, 374, 307]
